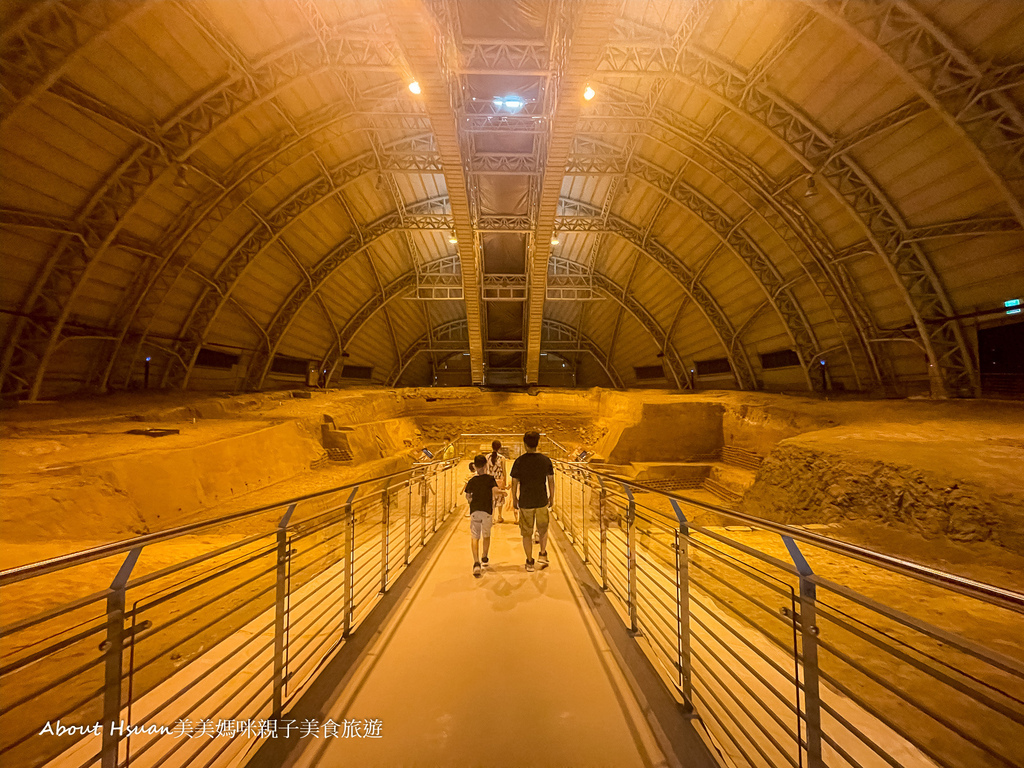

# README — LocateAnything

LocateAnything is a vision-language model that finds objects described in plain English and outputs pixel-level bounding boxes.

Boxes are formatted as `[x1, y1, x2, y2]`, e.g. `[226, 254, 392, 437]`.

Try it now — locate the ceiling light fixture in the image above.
[173, 165, 189, 189]
[448, 231, 458, 244]
[583, 84, 596, 101]
[550, 234, 559, 245]
[804, 176, 818, 198]
[408, 81, 421, 95]
[493, 95, 525, 113]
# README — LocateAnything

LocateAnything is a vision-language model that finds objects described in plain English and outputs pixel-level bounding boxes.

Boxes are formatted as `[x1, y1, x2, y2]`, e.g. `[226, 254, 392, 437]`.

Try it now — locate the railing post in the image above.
[343, 486, 359, 638]
[420, 472, 428, 546]
[669, 499, 692, 702]
[444, 460, 450, 518]
[273, 504, 296, 719]
[568, 469, 575, 542]
[783, 536, 824, 768]
[101, 547, 142, 768]
[432, 464, 439, 532]
[406, 472, 414, 564]
[598, 477, 608, 590]
[380, 480, 391, 594]
[621, 482, 637, 633]
[581, 475, 589, 563]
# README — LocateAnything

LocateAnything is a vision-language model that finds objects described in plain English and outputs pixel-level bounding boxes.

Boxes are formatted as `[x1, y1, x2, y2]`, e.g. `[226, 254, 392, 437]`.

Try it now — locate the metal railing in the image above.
[6, 432, 1024, 768]
[0, 458, 459, 768]
[551, 458, 1024, 768]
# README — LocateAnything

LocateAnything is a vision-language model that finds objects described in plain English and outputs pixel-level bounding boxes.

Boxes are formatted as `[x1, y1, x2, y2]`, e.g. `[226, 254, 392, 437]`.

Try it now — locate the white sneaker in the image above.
[537, 551, 549, 569]
[473, 562, 482, 578]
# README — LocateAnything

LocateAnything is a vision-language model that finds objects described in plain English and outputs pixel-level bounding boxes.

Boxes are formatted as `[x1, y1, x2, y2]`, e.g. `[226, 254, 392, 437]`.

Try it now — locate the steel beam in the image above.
[0, 26, 407, 399]
[392, 0, 484, 384]
[525, 0, 619, 384]
[806, 0, 1024, 228]
[558, 197, 752, 389]
[596, 32, 982, 394]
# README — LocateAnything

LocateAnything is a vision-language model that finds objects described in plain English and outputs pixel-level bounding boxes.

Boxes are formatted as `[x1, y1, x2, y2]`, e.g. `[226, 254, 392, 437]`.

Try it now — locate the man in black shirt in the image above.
[509, 431, 554, 572]
[464, 454, 499, 577]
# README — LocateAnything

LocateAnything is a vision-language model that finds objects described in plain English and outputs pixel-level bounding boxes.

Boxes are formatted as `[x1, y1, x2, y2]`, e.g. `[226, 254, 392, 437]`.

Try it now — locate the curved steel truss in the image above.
[2, 0, 1021, 397]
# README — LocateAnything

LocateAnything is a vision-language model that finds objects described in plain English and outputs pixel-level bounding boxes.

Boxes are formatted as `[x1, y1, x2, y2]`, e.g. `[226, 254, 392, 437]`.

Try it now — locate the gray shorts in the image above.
[469, 510, 493, 540]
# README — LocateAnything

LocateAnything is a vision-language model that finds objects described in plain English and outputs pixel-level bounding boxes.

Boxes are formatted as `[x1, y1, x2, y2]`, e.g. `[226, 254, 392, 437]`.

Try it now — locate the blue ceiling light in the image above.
[493, 95, 525, 113]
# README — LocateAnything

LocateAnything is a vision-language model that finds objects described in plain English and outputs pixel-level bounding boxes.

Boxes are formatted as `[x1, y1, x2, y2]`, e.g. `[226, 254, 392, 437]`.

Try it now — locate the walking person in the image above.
[485, 440, 509, 524]
[464, 454, 499, 577]
[509, 431, 554, 572]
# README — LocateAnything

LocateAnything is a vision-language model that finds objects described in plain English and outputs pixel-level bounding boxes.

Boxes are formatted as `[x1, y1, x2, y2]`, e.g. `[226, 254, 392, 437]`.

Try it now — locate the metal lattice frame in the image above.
[3, 1, 1020, 398]
[180, 198, 452, 390]
[0, 1, 148, 126]
[597, 31, 999, 395]
[805, 0, 1024, 227]
[591, 273, 691, 390]
[180, 192, 748, 393]
[524, 0, 619, 384]
[386, 318, 624, 388]
[393, 0, 485, 383]
[568, 137, 821, 390]
[111, 123, 438, 391]
[317, 272, 418, 386]
[557, 198, 754, 389]
[0, 20, 407, 399]
[575, 116, 888, 391]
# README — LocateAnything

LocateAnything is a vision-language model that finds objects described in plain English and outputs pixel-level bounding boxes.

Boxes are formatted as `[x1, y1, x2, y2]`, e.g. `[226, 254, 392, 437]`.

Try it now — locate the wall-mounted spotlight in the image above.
[804, 176, 818, 198]
[583, 84, 596, 101]
[408, 81, 421, 95]
[448, 231, 458, 244]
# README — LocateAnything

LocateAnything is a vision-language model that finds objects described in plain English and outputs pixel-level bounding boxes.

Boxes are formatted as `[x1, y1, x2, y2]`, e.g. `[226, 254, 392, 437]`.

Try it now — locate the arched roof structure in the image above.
[2, 0, 1022, 398]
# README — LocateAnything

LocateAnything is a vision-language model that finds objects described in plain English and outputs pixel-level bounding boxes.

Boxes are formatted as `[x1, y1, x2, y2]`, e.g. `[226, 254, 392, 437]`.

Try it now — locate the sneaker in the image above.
[537, 551, 548, 569]
[481, 556, 489, 566]
[525, 559, 535, 573]
[473, 562, 482, 578]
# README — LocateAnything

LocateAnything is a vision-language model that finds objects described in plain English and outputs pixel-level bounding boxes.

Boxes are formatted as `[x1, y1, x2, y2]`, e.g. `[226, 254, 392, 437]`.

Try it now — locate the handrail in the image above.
[0, 457, 454, 587]
[553, 458, 1024, 614]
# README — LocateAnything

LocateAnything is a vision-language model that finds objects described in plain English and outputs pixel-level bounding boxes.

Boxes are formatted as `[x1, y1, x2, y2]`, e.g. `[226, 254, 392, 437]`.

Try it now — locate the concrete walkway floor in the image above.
[284, 510, 668, 768]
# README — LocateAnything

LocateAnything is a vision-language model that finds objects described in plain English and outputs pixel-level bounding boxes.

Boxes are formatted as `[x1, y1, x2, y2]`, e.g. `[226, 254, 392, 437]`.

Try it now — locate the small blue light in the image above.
[1004, 298, 1021, 308]
[820, 360, 826, 366]
[1008, 308, 1022, 315]
[145, 356, 152, 362]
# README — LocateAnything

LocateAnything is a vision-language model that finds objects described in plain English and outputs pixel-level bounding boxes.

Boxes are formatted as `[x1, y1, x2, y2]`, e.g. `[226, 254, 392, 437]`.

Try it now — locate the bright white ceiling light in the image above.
[550, 234, 559, 245]
[493, 95, 525, 113]
[583, 85, 596, 101]
[448, 231, 458, 244]
[408, 81, 421, 95]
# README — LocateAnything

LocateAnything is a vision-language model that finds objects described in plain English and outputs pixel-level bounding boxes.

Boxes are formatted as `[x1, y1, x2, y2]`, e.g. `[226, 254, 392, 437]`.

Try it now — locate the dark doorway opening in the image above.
[979, 321, 1024, 398]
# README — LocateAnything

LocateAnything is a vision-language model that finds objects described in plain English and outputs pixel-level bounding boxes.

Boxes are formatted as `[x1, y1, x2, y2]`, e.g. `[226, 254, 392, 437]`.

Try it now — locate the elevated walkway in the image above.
[2, 437, 1023, 768]
[268, 513, 676, 768]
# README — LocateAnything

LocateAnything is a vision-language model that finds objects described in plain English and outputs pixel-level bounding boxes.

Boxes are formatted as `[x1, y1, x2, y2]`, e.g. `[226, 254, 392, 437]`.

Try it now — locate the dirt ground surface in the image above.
[2, 386, 1023, 768]
[3, 386, 1024, 583]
